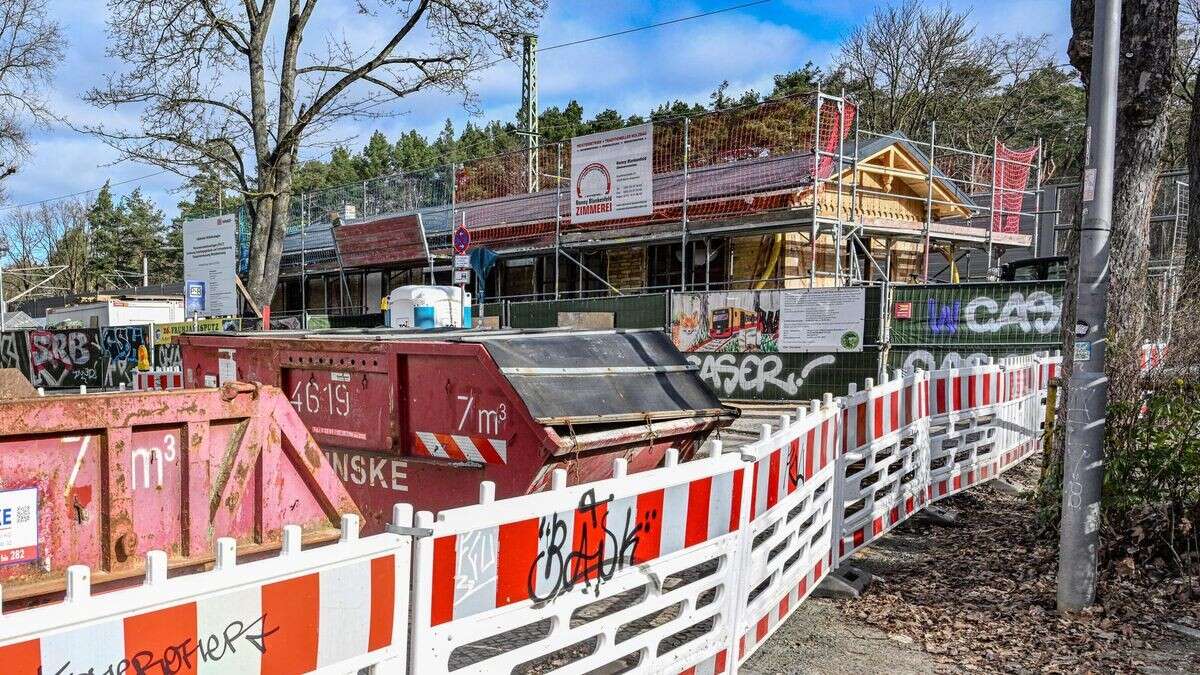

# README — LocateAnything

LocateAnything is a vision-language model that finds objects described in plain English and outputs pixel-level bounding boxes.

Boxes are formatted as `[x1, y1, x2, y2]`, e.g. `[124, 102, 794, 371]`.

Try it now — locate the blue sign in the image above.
[185, 280, 206, 313]
[453, 224, 471, 254]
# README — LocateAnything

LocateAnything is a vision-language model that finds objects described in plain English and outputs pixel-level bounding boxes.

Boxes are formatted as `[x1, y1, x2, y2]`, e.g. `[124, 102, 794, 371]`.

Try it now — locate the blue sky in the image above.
[3, 0, 1071, 219]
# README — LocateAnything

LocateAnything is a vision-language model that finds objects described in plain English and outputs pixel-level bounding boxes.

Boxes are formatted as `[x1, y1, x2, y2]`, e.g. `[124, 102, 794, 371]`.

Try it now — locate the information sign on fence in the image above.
[571, 123, 654, 223]
[779, 288, 865, 352]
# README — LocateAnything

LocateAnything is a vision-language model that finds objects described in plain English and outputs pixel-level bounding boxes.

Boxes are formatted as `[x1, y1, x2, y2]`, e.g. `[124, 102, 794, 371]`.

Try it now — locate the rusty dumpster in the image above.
[177, 328, 737, 533]
[0, 383, 360, 605]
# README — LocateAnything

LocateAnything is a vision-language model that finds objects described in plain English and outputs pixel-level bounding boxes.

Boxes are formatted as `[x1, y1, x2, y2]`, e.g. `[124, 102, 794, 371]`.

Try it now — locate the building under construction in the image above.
[270, 92, 1047, 316]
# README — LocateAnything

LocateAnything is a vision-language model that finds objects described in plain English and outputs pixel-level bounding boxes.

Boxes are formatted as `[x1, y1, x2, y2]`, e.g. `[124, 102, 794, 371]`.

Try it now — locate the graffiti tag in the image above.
[42, 613, 278, 675]
[687, 353, 836, 398]
[526, 489, 647, 602]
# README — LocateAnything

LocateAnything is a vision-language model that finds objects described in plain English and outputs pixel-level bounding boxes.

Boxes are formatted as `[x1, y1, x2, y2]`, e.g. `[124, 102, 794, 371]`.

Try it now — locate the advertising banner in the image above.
[570, 123, 653, 223]
[183, 214, 238, 317]
[778, 288, 866, 352]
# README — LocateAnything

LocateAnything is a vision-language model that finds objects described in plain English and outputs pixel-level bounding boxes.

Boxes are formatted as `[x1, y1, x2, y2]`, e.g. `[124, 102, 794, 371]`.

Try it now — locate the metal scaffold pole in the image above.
[811, 88, 822, 288]
[1034, 138, 1045, 257]
[1058, 0, 1119, 613]
[988, 136, 998, 269]
[681, 116, 690, 292]
[834, 93, 845, 286]
[922, 122, 935, 281]
[555, 144, 562, 300]
[300, 193, 307, 329]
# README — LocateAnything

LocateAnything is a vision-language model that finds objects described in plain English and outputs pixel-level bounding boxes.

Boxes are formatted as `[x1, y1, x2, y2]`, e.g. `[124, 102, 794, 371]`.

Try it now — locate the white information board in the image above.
[183, 214, 238, 317]
[571, 123, 653, 223]
[0, 487, 38, 565]
[779, 288, 866, 352]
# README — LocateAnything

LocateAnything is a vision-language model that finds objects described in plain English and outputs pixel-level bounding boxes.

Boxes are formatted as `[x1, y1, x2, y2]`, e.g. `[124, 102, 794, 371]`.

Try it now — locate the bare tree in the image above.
[0, 0, 63, 187]
[83, 0, 544, 306]
[835, 1, 1078, 170]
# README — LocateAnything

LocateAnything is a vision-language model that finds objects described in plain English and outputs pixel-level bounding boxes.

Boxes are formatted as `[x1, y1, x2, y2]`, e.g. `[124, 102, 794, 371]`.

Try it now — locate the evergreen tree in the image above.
[121, 189, 171, 283]
[87, 182, 123, 290]
[356, 131, 397, 179]
[394, 130, 438, 171]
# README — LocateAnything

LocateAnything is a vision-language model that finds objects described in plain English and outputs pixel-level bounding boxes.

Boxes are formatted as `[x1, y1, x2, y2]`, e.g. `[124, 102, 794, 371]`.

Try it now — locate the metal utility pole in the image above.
[1058, 0, 1119, 613]
[521, 34, 539, 194]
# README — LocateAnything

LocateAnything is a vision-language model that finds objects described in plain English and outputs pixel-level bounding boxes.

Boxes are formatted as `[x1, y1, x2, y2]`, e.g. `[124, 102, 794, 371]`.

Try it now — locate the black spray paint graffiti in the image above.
[101, 326, 149, 388]
[526, 488, 651, 602]
[686, 352, 836, 398]
[0, 331, 30, 373]
[28, 329, 103, 389]
[155, 343, 182, 370]
[42, 613, 279, 675]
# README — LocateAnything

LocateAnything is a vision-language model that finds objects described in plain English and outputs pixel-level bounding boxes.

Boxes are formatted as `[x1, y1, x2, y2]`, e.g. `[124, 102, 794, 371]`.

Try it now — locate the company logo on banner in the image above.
[183, 214, 238, 317]
[570, 123, 653, 223]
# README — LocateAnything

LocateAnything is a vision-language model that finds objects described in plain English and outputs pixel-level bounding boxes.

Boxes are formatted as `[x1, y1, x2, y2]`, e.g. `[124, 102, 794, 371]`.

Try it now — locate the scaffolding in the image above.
[278, 91, 1045, 306]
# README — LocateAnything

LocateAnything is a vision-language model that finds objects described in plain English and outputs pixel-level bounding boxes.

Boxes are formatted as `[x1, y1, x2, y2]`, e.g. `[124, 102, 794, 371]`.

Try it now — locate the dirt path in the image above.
[743, 459, 1200, 673]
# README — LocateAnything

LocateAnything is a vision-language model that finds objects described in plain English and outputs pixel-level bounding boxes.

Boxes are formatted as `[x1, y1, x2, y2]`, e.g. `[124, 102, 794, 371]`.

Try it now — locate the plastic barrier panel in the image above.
[134, 369, 184, 391]
[732, 397, 840, 664]
[0, 512, 413, 675]
[926, 362, 1006, 500]
[837, 370, 931, 561]
[409, 450, 747, 674]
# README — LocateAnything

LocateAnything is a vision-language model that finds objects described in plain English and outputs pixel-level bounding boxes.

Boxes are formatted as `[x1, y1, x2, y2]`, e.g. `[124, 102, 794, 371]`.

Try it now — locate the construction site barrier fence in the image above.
[0, 352, 1061, 674]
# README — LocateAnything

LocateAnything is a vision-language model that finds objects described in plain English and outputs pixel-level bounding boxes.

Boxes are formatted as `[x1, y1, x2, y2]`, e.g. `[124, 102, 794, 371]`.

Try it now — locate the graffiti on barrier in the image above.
[101, 325, 149, 388]
[28, 329, 103, 388]
[0, 331, 30, 374]
[155, 344, 182, 370]
[687, 352, 836, 398]
[525, 488, 648, 602]
[891, 282, 1064, 345]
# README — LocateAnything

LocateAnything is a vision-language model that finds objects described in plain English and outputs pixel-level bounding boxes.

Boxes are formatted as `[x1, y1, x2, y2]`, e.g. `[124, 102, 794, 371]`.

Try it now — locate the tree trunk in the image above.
[1040, 0, 1179, 519]
[1188, 68, 1200, 285]
[1063, 0, 1177, 404]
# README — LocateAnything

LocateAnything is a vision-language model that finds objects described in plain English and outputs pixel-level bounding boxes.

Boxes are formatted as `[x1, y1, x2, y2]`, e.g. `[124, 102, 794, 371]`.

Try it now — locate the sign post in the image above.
[454, 219, 471, 327]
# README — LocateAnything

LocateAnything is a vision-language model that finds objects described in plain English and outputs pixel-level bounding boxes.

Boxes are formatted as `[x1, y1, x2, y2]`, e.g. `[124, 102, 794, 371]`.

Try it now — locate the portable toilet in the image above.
[388, 285, 471, 329]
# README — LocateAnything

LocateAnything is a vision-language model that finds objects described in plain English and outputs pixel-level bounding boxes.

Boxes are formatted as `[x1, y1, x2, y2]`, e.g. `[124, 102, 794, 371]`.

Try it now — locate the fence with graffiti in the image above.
[887, 281, 1064, 374]
[666, 287, 885, 400]
[0, 319, 245, 390]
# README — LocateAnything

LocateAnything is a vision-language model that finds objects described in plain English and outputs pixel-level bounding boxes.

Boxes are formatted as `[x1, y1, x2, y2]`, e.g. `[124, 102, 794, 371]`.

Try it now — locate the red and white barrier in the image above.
[732, 396, 840, 664]
[0, 513, 412, 675]
[837, 370, 931, 561]
[409, 449, 747, 674]
[1, 351, 1063, 673]
[134, 369, 184, 391]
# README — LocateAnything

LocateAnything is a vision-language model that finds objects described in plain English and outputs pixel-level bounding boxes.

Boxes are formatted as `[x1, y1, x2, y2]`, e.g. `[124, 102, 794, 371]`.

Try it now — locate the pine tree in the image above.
[356, 131, 397, 179]
[87, 182, 123, 290]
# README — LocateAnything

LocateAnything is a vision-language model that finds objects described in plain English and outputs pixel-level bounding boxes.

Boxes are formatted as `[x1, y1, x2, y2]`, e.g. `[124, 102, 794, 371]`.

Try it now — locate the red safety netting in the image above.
[991, 142, 1038, 233]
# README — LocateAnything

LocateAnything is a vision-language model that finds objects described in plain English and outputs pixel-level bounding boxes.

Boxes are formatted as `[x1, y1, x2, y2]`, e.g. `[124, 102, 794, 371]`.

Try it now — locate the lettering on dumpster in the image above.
[455, 394, 508, 436]
[131, 433, 178, 491]
[526, 488, 650, 602]
[324, 449, 408, 492]
[42, 612, 278, 675]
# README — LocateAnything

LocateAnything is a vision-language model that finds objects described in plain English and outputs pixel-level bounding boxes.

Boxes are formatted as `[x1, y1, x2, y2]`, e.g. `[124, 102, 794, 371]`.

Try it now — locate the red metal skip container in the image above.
[177, 328, 736, 533]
